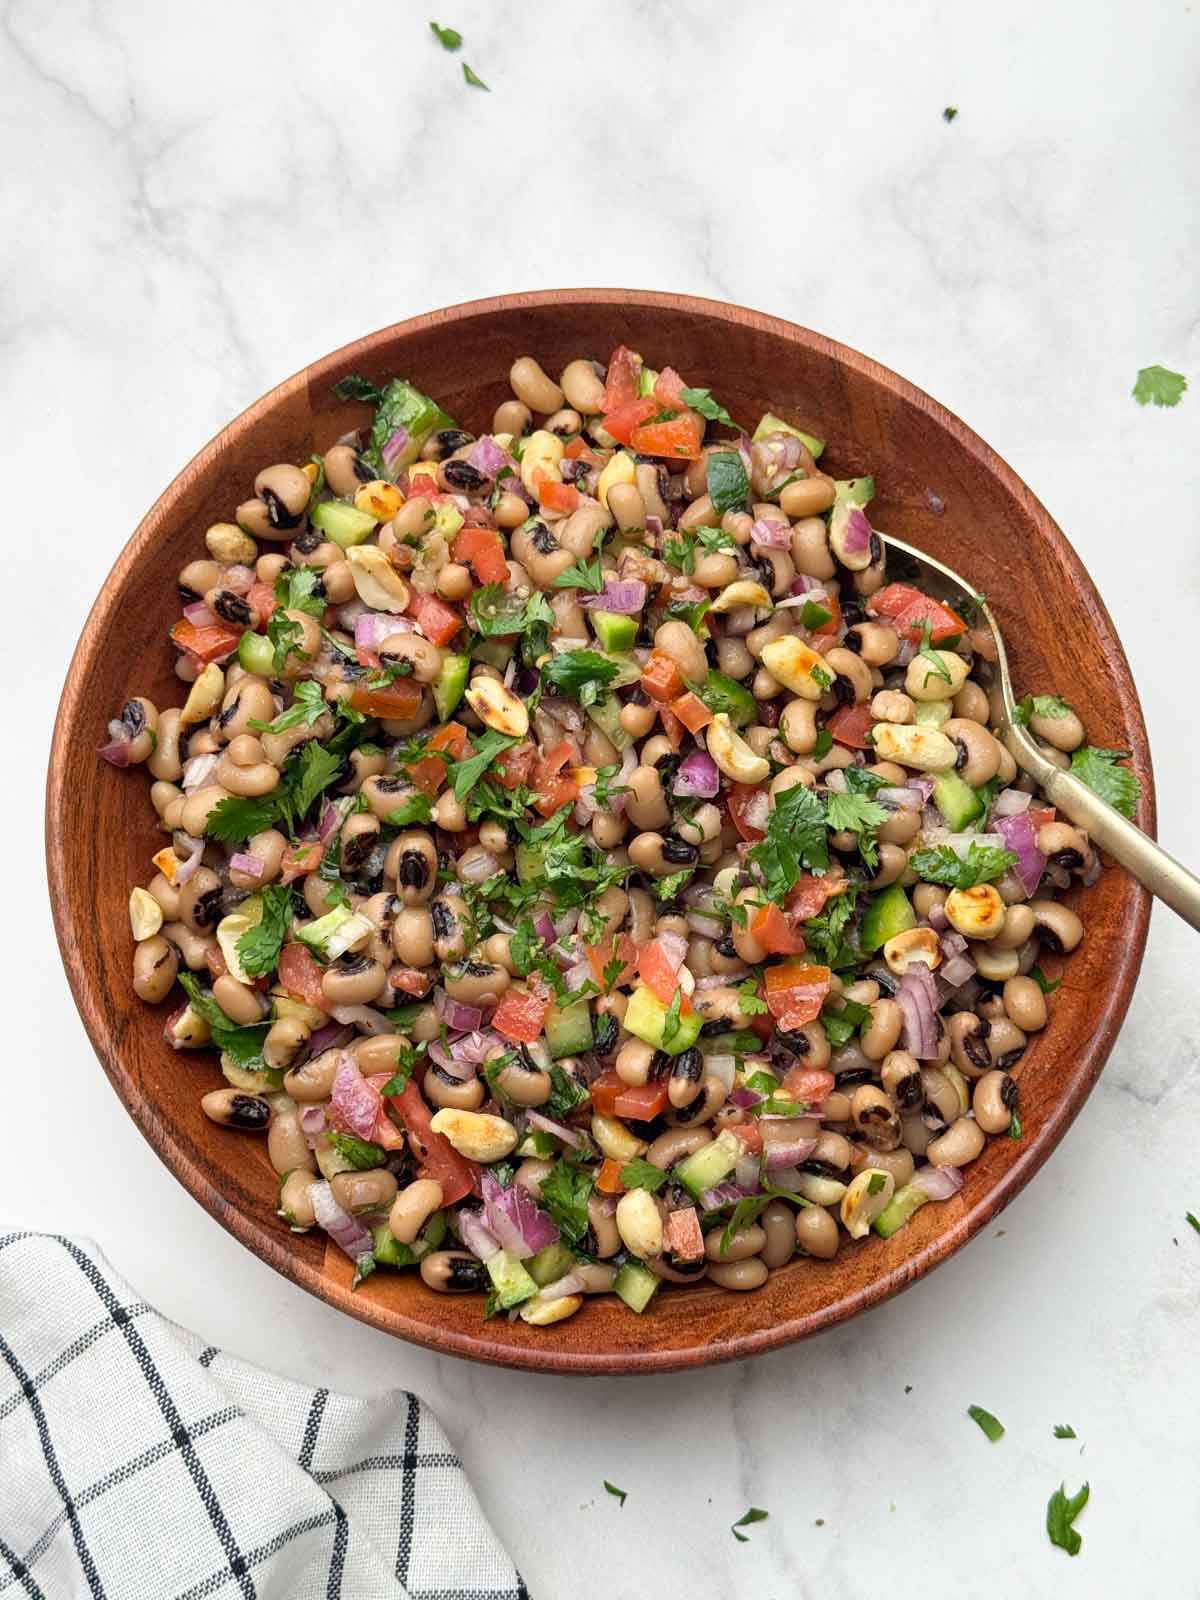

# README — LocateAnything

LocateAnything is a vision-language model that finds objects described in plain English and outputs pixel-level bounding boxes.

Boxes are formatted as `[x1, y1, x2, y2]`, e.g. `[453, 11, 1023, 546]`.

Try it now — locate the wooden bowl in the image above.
[46, 290, 1153, 1374]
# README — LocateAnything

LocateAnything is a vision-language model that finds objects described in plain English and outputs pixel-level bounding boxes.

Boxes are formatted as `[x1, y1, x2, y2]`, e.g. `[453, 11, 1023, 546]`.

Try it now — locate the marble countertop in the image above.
[5, 0, 1198, 1593]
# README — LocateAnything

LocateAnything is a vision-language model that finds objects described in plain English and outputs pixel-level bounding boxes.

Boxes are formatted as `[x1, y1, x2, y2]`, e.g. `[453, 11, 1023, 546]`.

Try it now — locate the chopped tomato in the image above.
[588, 1070, 670, 1122]
[348, 677, 424, 720]
[364, 1078, 409, 1151]
[658, 705, 686, 750]
[491, 985, 553, 1044]
[585, 932, 638, 990]
[729, 1121, 764, 1155]
[870, 582, 966, 644]
[277, 944, 329, 1013]
[280, 842, 322, 884]
[750, 903, 803, 956]
[386, 1079, 480, 1203]
[452, 527, 509, 585]
[652, 366, 688, 407]
[532, 740, 580, 818]
[779, 1066, 836, 1106]
[637, 938, 690, 1008]
[355, 645, 381, 669]
[170, 617, 242, 669]
[670, 691, 714, 734]
[662, 1205, 705, 1261]
[826, 702, 876, 750]
[629, 412, 704, 460]
[535, 477, 580, 515]
[806, 592, 841, 637]
[247, 581, 278, 625]
[601, 395, 658, 445]
[493, 741, 535, 789]
[404, 591, 463, 648]
[764, 961, 832, 1029]
[408, 721, 469, 794]
[601, 344, 641, 410]
[640, 649, 685, 703]
[389, 966, 431, 998]
[595, 1158, 626, 1195]
[785, 873, 839, 923]
[1027, 806, 1056, 830]
[727, 783, 769, 842]
[564, 437, 604, 466]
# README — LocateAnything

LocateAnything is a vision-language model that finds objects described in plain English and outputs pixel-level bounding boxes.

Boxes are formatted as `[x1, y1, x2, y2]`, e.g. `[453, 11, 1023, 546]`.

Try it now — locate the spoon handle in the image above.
[1026, 760, 1200, 933]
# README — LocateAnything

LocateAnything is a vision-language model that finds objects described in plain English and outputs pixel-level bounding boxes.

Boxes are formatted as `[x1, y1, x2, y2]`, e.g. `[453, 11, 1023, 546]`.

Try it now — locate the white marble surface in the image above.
[4, 0, 1199, 1593]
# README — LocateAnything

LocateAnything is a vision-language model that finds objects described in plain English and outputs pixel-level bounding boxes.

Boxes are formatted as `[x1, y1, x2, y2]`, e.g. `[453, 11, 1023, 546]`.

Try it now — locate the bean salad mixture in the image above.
[101, 343, 1138, 1327]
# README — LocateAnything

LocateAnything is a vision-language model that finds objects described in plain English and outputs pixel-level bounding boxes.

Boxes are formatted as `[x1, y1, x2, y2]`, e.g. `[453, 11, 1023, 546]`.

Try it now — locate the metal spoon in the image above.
[878, 532, 1200, 931]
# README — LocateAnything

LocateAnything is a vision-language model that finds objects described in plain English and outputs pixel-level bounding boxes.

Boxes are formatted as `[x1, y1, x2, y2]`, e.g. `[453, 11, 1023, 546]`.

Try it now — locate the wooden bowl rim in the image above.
[46, 289, 1154, 1373]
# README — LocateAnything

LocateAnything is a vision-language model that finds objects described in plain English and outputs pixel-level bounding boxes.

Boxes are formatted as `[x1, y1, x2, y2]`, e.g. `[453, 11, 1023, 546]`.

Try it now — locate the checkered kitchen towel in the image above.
[0, 1233, 529, 1600]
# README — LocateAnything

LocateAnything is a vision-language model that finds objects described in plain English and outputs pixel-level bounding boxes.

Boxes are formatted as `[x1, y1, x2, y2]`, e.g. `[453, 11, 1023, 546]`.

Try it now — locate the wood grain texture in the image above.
[45, 290, 1154, 1374]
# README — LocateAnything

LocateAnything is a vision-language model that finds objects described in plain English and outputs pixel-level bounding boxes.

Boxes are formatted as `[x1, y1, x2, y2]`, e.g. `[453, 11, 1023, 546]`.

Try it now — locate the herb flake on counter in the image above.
[967, 1404, 1005, 1442]
[943, 106, 958, 121]
[462, 62, 490, 90]
[1132, 365, 1186, 408]
[603, 1481, 627, 1507]
[731, 1507, 769, 1543]
[1053, 1424, 1077, 1440]
[1046, 1481, 1089, 1556]
[1186, 1211, 1200, 1236]
[429, 20, 462, 49]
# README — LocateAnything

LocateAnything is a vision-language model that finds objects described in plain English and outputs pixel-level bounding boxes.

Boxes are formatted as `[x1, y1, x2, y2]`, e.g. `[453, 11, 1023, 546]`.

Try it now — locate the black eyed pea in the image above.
[942, 718, 1002, 787]
[263, 1016, 310, 1074]
[706, 1257, 769, 1291]
[388, 830, 438, 903]
[1030, 703, 1085, 751]
[900, 1113, 932, 1156]
[254, 551, 289, 584]
[616, 1188, 664, 1260]
[429, 1108, 518, 1163]
[628, 831, 700, 877]
[880, 1048, 924, 1109]
[790, 516, 837, 580]
[947, 1013, 994, 1078]
[654, 618, 709, 684]
[421, 1251, 490, 1292]
[912, 883, 948, 921]
[493, 398, 532, 439]
[971, 942, 1021, 981]
[391, 906, 435, 969]
[952, 680, 990, 723]
[905, 650, 969, 702]
[667, 1047, 704, 1109]
[179, 784, 229, 840]
[283, 1047, 341, 1102]
[303, 874, 343, 919]
[216, 735, 280, 798]
[388, 1178, 444, 1244]
[877, 805, 921, 846]
[869, 842, 908, 889]
[926, 1116, 986, 1168]
[1002, 974, 1048, 1032]
[574, 1262, 618, 1295]
[216, 680, 276, 744]
[430, 895, 467, 962]
[161, 921, 216, 972]
[482, 931, 517, 976]
[278, 1169, 320, 1229]
[861, 998, 905, 1062]
[779, 698, 818, 754]
[1038, 821, 1091, 874]
[995, 743, 1018, 785]
[322, 444, 368, 498]
[379, 632, 444, 684]
[850, 1084, 902, 1150]
[201, 1087, 270, 1130]
[823, 646, 873, 704]
[869, 1147, 917, 1188]
[268, 1107, 315, 1176]
[973, 1069, 1019, 1134]
[615, 1038, 656, 1088]
[716, 635, 754, 681]
[985, 1017, 1027, 1069]
[424, 1065, 486, 1112]
[871, 688, 914, 724]
[991, 903, 1036, 951]
[677, 492, 716, 533]
[587, 1194, 622, 1259]
[146, 872, 181, 921]
[509, 356, 564, 414]
[254, 463, 311, 530]
[236, 497, 282, 542]
[704, 1222, 766, 1263]
[133, 935, 178, 1003]
[495, 1056, 552, 1108]
[845, 621, 900, 667]
[793, 1204, 840, 1258]
[920, 1066, 962, 1125]
[152, 782, 182, 825]
[618, 696, 659, 741]
[606, 480, 646, 532]
[147, 708, 183, 782]
[560, 357, 606, 414]
[759, 1201, 797, 1269]
[667, 1074, 727, 1128]
[213, 974, 268, 1026]
[779, 473, 837, 518]
[623, 765, 671, 830]
[944, 883, 1006, 940]
[339, 812, 381, 877]
[331, 1168, 398, 1215]
[361, 775, 418, 822]
[321, 956, 387, 1008]
[514, 1158, 555, 1200]
[179, 557, 222, 598]
[442, 959, 510, 1007]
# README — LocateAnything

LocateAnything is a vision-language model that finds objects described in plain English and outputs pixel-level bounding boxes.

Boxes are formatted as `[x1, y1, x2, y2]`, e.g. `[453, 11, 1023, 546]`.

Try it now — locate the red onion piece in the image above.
[876, 785, 924, 811]
[183, 602, 217, 628]
[911, 1163, 964, 1201]
[699, 1180, 749, 1209]
[98, 732, 133, 767]
[842, 506, 872, 554]
[741, 789, 771, 834]
[645, 514, 664, 539]
[687, 912, 725, 941]
[734, 1153, 762, 1191]
[307, 1021, 354, 1056]
[941, 953, 977, 988]
[657, 930, 688, 971]
[564, 961, 593, 995]
[229, 851, 265, 879]
[927, 901, 949, 932]
[468, 435, 511, 478]
[906, 776, 937, 802]
[299, 1105, 327, 1150]
[329, 1004, 393, 1035]
[224, 564, 255, 594]
[993, 813, 1045, 897]
[898, 968, 940, 1059]
[316, 800, 344, 846]
[580, 579, 647, 613]
[750, 517, 793, 549]
[426, 1039, 477, 1081]
[182, 753, 220, 792]
[173, 835, 206, 885]
[380, 425, 409, 475]
[672, 750, 720, 800]
[330, 1054, 382, 1139]
[991, 787, 1033, 818]
[764, 1137, 818, 1170]
[458, 1208, 501, 1261]
[482, 1173, 560, 1259]
[789, 574, 828, 597]
[701, 1053, 737, 1093]
[310, 1180, 374, 1259]
[526, 1110, 584, 1148]
[458, 848, 501, 884]
[434, 987, 483, 1034]
[728, 1086, 764, 1111]
[939, 930, 968, 959]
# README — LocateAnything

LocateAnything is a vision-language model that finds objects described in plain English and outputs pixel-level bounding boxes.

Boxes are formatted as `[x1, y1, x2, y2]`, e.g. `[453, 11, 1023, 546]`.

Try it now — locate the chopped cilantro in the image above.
[543, 1064, 590, 1122]
[908, 841, 1017, 890]
[730, 1507, 769, 1543]
[820, 996, 870, 1049]
[1009, 1112, 1023, 1139]
[205, 792, 280, 844]
[811, 664, 832, 691]
[661, 989, 684, 1049]
[469, 585, 546, 637]
[736, 976, 769, 1017]
[1030, 965, 1061, 993]
[824, 791, 889, 870]
[385, 793, 435, 828]
[274, 567, 326, 618]
[619, 1158, 668, 1192]
[447, 729, 518, 802]
[1186, 1211, 1200, 1236]
[942, 105, 958, 121]
[748, 782, 829, 901]
[553, 556, 605, 593]
[177, 973, 270, 1068]
[326, 1131, 387, 1170]
[462, 61, 489, 89]
[916, 620, 952, 687]
[249, 679, 327, 736]
[867, 1172, 886, 1195]
[1132, 365, 1187, 408]
[235, 884, 294, 978]
[333, 375, 385, 404]
[538, 1158, 593, 1246]
[1053, 1424, 1077, 1440]
[652, 867, 696, 901]
[429, 20, 462, 49]
[967, 1405, 1005, 1442]
[1069, 746, 1141, 819]
[603, 1480, 628, 1507]
[542, 649, 619, 703]
[1012, 692, 1072, 726]
[267, 610, 304, 674]
[800, 599, 833, 629]
[1046, 1481, 1089, 1556]
[706, 451, 749, 515]
[679, 386, 735, 427]
[277, 741, 344, 835]
[801, 887, 860, 969]
[812, 728, 833, 761]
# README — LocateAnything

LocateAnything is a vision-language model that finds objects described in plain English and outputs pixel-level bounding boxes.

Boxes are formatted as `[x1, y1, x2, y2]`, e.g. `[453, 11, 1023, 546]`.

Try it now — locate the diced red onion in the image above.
[911, 1163, 964, 1201]
[580, 579, 647, 613]
[308, 1021, 354, 1056]
[299, 1104, 327, 1149]
[898, 969, 940, 1059]
[526, 1110, 584, 1148]
[694, 972, 747, 991]
[701, 1053, 737, 1093]
[740, 789, 771, 834]
[468, 435, 510, 477]
[311, 1180, 374, 1259]
[644, 515, 664, 539]
[939, 930, 968, 959]
[229, 851, 265, 879]
[534, 912, 557, 948]
[426, 1039, 477, 1081]
[877, 786, 924, 811]
[941, 953, 977, 988]
[657, 930, 688, 970]
[380, 425, 409, 475]
[458, 848, 501, 884]
[458, 1208, 501, 1261]
[764, 1137, 818, 1170]
[907, 777, 937, 802]
[173, 834, 206, 885]
[926, 489, 946, 517]
[736, 435, 753, 472]
[672, 750, 720, 800]
[991, 787, 1033, 818]
[434, 988, 483, 1034]
[455, 1030, 506, 1066]
[842, 506, 872, 554]
[481, 1173, 559, 1260]
[894, 638, 917, 667]
[734, 1153, 762, 1191]
[564, 961, 593, 995]
[182, 753, 220, 792]
[183, 602, 217, 628]
[699, 1180, 748, 1209]
[750, 517, 792, 549]
[99, 723, 133, 766]
[224, 564, 255, 594]
[329, 1004, 393, 1036]
[330, 1053, 382, 1139]
[687, 912, 725, 940]
[993, 813, 1045, 897]
[355, 612, 413, 650]
[789, 574, 828, 597]
[553, 907, 581, 941]
[316, 799, 344, 845]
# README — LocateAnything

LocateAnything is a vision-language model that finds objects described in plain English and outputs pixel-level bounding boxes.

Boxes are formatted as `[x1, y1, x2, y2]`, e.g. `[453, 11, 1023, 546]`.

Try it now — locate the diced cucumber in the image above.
[315, 1140, 358, 1181]
[913, 699, 953, 728]
[371, 1223, 418, 1268]
[584, 695, 632, 752]
[472, 638, 514, 672]
[873, 1184, 929, 1238]
[636, 365, 659, 397]
[692, 670, 756, 728]
[591, 610, 638, 653]
[544, 1000, 593, 1060]
[485, 1248, 538, 1309]
[834, 476, 874, 508]
[751, 412, 826, 461]
[933, 772, 983, 831]
[515, 841, 546, 884]
[613, 1260, 660, 1314]
[860, 884, 916, 953]
[310, 499, 378, 549]
[674, 1129, 741, 1200]
[623, 986, 703, 1056]
[699, 1029, 763, 1056]
[526, 1242, 577, 1287]
[237, 630, 275, 676]
[432, 653, 470, 722]
[364, 378, 457, 479]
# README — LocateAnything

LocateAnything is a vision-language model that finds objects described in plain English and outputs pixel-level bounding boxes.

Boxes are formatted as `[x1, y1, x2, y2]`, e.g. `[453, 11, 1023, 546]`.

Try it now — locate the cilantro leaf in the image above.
[333, 374, 385, 405]
[706, 450, 749, 516]
[553, 556, 605, 593]
[967, 1405, 1005, 1443]
[812, 728, 833, 761]
[942, 105, 958, 121]
[538, 1158, 593, 1246]
[748, 782, 829, 901]
[278, 741, 344, 834]
[235, 884, 294, 978]
[652, 867, 696, 901]
[469, 585, 526, 637]
[177, 973, 270, 1068]
[429, 20, 462, 48]
[204, 792, 281, 844]
[448, 729, 518, 802]
[462, 61, 489, 89]
[380, 1041, 426, 1095]
[249, 679, 327, 736]
[731, 1507, 769, 1543]
[736, 976, 768, 1016]
[661, 989, 683, 1049]
[1186, 1211, 1200, 1236]
[801, 886, 860, 969]
[1030, 964, 1061, 994]
[543, 1064, 590, 1122]
[1132, 365, 1187, 408]
[820, 996, 870, 1049]
[1012, 692, 1072, 727]
[267, 610, 303, 674]
[542, 649, 619, 702]
[326, 1130, 387, 1170]
[1069, 746, 1141, 819]
[274, 567, 326, 618]
[1009, 1111, 1023, 1139]
[619, 1158, 668, 1192]
[640, 407, 681, 426]
[664, 597, 711, 633]
[908, 842, 1017, 890]
[679, 387, 735, 427]
[1053, 1424, 1077, 1440]
[824, 792, 889, 870]
[603, 1481, 627, 1507]
[1046, 1481, 1089, 1556]
[842, 767, 892, 797]
[916, 620, 952, 687]
[385, 792, 434, 827]
[800, 599, 832, 629]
